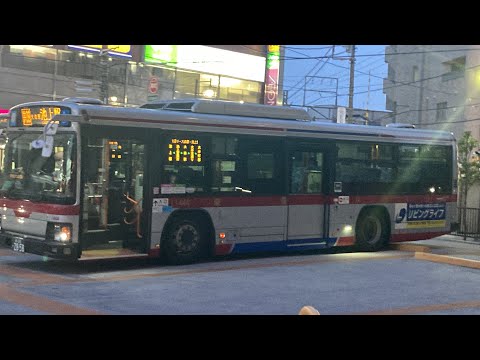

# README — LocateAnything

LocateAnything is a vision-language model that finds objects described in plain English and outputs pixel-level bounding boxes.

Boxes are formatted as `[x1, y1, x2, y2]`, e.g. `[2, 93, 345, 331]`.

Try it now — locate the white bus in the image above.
[0, 98, 458, 264]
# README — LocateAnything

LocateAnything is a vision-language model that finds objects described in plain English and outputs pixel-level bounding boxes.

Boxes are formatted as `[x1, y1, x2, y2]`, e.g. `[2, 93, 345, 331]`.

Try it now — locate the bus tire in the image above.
[164, 216, 207, 265]
[355, 208, 389, 252]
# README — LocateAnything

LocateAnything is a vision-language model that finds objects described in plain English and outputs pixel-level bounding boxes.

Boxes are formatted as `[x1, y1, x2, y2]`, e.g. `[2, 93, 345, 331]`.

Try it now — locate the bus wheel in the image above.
[355, 209, 388, 252]
[164, 217, 206, 265]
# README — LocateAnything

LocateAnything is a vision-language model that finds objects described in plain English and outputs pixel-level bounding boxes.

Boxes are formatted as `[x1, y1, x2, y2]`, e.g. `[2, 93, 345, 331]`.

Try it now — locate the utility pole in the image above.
[283, 90, 288, 105]
[418, 46, 427, 126]
[348, 45, 356, 123]
[99, 49, 109, 105]
[52, 48, 58, 100]
[365, 70, 371, 125]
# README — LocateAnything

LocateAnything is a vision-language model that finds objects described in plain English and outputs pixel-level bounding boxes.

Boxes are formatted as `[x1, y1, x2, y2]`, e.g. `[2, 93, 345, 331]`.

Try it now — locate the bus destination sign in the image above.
[17, 106, 71, 127]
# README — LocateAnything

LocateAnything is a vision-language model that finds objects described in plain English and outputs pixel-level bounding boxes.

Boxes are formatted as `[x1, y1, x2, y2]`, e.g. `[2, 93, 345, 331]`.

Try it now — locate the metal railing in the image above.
[454, 207, 480, 239]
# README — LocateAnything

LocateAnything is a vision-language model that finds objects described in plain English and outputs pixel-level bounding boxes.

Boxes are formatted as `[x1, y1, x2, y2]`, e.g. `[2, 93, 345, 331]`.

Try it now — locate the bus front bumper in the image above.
[0, 233, 79, 260]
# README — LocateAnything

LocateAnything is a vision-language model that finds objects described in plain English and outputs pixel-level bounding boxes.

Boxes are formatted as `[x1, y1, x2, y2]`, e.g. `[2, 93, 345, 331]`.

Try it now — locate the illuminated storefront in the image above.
[144, 45, 267, 103]
[0, 45, 282, 108]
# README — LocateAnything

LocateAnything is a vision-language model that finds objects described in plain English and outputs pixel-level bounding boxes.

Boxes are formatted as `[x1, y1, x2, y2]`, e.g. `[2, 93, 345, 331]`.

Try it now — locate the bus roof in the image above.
[9, 99, 456, 144]
[139, 98, 313, 121]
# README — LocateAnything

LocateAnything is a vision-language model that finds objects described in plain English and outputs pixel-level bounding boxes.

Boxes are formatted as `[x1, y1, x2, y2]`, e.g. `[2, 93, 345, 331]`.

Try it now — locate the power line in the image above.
[326, 60, 459, 97]
[284, 46, 334, 104]
[376, 101, 480, 122]
[280, 47, 478, 61]
[315, 57, 480, 100]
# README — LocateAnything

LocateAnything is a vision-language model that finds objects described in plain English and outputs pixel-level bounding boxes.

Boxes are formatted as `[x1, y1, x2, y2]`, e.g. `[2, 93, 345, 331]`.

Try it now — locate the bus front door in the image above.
[81, 133, 148, 257]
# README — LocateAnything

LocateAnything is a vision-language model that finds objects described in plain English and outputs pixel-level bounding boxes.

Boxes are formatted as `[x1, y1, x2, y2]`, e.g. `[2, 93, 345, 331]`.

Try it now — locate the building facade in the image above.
[384, 45, 480, 207]
[383, 45, 480, 140]
[0, 45, 285, 110]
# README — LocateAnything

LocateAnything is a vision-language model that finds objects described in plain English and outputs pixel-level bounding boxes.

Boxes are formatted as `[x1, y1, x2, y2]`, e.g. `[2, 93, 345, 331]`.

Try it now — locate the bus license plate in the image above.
[12, 238, 25, 253]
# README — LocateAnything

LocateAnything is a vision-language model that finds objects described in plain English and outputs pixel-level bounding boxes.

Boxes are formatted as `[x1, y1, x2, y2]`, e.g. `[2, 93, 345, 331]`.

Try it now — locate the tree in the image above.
[457, 131, 480, 237]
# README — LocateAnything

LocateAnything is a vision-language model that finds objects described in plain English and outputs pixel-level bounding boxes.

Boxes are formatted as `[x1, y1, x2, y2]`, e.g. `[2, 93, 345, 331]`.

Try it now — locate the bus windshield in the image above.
[0, 132, 76, 205]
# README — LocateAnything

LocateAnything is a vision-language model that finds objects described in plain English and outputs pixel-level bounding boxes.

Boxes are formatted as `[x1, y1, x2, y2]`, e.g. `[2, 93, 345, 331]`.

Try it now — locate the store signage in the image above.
[67, 45, 132, 58]
[144, 45, 265, 82]
[264, 45, 280, 105]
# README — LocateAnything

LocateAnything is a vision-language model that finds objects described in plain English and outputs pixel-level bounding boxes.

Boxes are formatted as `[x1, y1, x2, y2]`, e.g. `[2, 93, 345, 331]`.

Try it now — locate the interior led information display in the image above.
[168, 138, 202, 163]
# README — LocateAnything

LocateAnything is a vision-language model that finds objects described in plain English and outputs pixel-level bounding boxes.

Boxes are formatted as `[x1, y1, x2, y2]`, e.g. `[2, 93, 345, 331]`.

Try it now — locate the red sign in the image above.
[264, 68, 278, 105]
[149, 77, 159, 94]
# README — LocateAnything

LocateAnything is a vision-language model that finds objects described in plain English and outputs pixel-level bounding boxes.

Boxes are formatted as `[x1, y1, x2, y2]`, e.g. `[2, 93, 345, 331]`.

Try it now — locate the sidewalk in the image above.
[393, 234, 480, 269]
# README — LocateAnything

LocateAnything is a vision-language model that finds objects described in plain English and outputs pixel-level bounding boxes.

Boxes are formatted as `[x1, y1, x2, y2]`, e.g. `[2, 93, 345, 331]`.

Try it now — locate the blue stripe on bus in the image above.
[230, 238, 338, 254]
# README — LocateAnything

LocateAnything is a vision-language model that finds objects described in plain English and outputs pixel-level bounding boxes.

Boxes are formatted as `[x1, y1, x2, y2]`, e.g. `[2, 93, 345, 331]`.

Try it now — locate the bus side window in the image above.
[176, 167, 193, 184]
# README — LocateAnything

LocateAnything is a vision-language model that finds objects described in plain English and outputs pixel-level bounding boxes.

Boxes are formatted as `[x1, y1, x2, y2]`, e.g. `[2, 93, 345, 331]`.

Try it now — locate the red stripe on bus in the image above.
[215, 244, 234, 255]
[148, 249, 161, 257]
[288, 194, 328, 205]
[163, 194, 457, 208]
[14, 209, 30, 218]
[169, 196, 288, 208]
[94, 116, 283, 132]
[391, 231, 449, 242]
[0, 199, 80, 215]
[335, 236, 355, 246]
[345, 194, 457, 205]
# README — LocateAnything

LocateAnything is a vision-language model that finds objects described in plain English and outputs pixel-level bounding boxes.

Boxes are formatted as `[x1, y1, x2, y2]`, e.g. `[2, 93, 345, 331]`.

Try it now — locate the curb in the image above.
[389, 243, 431, 253]
[414, 252, 480, 270]
[435, 235, 480, 245]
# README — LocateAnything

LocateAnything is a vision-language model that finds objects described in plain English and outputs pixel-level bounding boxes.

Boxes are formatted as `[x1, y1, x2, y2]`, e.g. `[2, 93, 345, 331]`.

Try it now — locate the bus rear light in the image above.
[219, 232, 226, 244]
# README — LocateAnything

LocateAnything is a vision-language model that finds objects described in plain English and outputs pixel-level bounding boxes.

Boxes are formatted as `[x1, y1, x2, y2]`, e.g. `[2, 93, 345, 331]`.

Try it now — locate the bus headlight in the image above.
[47, 223, 72, 243]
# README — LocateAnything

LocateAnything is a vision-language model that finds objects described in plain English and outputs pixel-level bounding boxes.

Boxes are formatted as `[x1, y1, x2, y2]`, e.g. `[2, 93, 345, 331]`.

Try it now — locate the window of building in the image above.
[218, 76, 262, 103]
[413, 66, 419, 82]
[442, 56, 465, 81]
[450, 57, 466, 73]
[2, 45, 57, 74]
[436, 102, 447, 121]
[173, 70, 262, 103]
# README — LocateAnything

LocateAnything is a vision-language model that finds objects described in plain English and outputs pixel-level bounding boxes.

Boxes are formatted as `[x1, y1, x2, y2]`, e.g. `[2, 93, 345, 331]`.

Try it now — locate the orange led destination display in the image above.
[168, 138, 202, 163]
[17, 106, 71, 127]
